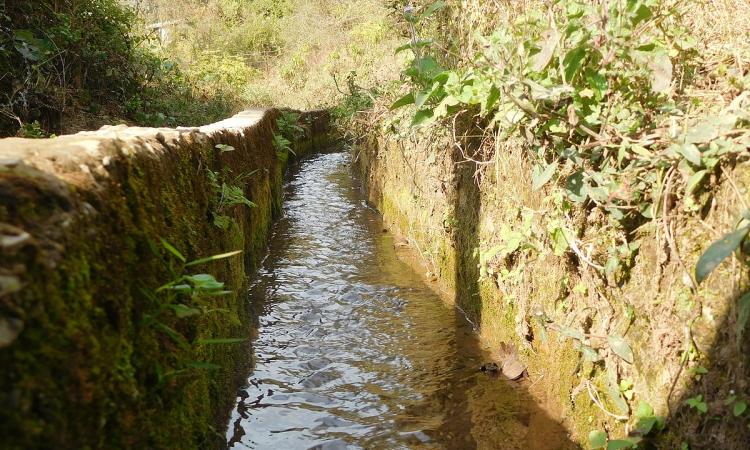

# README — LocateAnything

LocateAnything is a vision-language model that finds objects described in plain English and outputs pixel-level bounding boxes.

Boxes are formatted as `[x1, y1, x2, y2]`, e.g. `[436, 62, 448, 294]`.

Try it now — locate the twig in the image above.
[662, 167, 698, 292]
[585, 380, 629, 421]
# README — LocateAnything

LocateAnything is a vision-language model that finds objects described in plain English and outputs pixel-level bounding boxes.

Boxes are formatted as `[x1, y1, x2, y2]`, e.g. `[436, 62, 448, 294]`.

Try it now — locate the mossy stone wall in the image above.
[355, 130, 750, 448]
[0, 109, 329, 449]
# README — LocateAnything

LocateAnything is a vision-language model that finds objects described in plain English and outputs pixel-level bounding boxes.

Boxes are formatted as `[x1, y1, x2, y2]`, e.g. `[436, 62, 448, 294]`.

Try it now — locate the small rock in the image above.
[499, 342, 527, 380]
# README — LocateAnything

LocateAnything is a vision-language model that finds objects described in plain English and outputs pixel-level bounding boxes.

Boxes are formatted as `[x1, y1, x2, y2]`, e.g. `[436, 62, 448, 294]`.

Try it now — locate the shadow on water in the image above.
[224, 151, 578, 449]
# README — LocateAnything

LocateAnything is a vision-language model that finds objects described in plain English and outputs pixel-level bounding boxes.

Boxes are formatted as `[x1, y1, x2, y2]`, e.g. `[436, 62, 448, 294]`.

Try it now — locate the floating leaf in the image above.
[589, 430, 607, 449]
[607, 335, 634, 363]
[695, 225, 750, 284]
[532, 161, 559, 191]
[215, 144, 234, 153]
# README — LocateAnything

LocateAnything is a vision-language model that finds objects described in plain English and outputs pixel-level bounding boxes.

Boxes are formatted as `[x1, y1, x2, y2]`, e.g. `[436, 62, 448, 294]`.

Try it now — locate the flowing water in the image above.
[225, 152, 573, 450]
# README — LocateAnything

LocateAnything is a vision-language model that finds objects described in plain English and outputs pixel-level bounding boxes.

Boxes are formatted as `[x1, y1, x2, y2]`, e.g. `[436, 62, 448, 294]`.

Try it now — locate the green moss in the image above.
[0, 112, 328, 449]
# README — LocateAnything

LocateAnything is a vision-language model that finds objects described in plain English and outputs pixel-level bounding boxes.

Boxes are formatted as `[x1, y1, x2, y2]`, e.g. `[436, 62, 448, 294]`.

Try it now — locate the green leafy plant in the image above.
[143, 240, 245, 386]
[207, 168, 258, 230]
[724, 392, 748, 417]
[685, 395, 708, 414]
[695, 214, 750, 284]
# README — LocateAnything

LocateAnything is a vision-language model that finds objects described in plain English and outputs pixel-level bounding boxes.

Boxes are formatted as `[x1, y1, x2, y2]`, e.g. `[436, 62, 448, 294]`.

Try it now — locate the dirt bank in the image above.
[354, 127, 750, 448]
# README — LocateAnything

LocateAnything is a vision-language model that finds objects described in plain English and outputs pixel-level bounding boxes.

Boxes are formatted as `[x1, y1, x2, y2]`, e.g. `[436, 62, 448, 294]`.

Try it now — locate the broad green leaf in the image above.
[481, 85, 501, 116]
[186, 250, 243, 267]
[737, 291, 750, 338]
[185, 273, 225, 291]
[532, 30, 559, 72]
[695, 225, 750, 284]
[195, 338, 245, 345]
[563, 46, 588, 83]
[589, 430, 607, 449]
[647, 51, 672, 93]
[608, 335, 634, 363]
[170, 304, 201, 318]
[636, 416, 657, 435]
[607, 440, 637, 450]
[685, 170, 707, 195]
[631, 2, 653, 25]
[566, 171, 588, 202]
[415, 56, 442, 79]
[415, 90, 433, 109]
[532, 162, 559, 191]
[161, 239, 186, 263]
[558, 326, 585, 341]
[635, 401, 654, 418]
[734, 400, 747, 416]
[411, 109, 435, 127]
[550, 227, 570, 256]
[390, 92, 415, 110]
[677, 143, 702, 166]
[580, 344, 602, 362]
[420, 1, 447, 20]
[395, 39, 434, 54]
[684, 114, 738, 145]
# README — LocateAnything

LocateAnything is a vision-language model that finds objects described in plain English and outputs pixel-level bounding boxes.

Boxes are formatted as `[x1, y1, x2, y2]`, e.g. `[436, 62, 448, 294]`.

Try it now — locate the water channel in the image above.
[225, 152, 573, 450]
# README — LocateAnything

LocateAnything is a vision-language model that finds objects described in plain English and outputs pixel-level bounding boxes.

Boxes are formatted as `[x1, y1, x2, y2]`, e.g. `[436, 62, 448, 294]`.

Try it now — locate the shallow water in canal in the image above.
[225, 152, 573, 450]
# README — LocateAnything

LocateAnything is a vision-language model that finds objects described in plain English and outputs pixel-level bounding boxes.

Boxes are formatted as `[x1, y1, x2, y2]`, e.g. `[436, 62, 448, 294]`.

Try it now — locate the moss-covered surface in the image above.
[354, 129, 750, 448]
[0, 109, 329, 449]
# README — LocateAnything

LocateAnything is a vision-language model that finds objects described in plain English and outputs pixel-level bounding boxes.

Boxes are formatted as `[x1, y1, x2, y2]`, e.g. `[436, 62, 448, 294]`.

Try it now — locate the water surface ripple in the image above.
[226, 152, 571, 450]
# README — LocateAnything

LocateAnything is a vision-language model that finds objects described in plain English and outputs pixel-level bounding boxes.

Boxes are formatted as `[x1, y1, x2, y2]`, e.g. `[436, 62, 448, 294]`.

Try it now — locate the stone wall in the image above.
[354, 129, 750, 448]
[0, 109, 330, 449]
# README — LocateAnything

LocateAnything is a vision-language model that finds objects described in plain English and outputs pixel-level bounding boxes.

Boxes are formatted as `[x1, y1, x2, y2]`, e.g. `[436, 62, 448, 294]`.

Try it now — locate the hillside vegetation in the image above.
[367, 0, 750, 448]
[0, 0, 401, 137]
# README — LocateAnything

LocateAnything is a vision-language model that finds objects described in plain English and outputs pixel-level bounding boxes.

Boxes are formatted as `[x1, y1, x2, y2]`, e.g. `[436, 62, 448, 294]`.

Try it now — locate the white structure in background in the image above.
[120, 0, 185, 45]
[146, 19, 186, 44]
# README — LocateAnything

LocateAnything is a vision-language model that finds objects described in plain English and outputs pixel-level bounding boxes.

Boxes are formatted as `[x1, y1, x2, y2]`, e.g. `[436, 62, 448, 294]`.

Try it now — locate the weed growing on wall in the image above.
[386, 1, 750, 445]
[143, 240, 245, 386]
